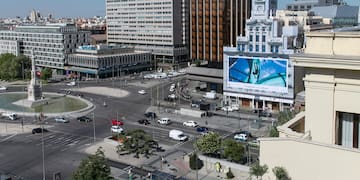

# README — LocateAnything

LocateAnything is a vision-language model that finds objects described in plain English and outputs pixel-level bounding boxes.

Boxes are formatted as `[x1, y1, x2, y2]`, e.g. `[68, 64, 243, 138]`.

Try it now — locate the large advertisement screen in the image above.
[227, 56, 288, 93]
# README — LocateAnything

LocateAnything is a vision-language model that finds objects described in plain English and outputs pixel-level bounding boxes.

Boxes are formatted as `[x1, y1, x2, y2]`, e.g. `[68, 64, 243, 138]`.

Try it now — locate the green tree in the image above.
[41, 67, 53, 80]
[272, 166, 291, 180]
[269, 126, 279, 137]
[0, 53, 31, 80]
[116, 129, 158, 158]
[222, 139, 244, 162]
[194, 132, 221, 155]
[72, 147, 113, 180]
[226, 168, 235, 179]
[250, 163, 268, 180]
[277, 110, 295, 125]
[189, 153, 203, 170]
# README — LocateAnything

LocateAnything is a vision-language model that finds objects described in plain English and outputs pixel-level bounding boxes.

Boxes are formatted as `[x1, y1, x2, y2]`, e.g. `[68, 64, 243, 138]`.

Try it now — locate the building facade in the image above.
[190, 0, 252, 63]
[106, 0, 188, 69]
[286, 0, 340, 11]
[0, 40, 19, 56]
[260, 32, 360, 180]
[0, 23, 90, 72]
[67, 45, 151, 79]
[311, 5, 359, 27]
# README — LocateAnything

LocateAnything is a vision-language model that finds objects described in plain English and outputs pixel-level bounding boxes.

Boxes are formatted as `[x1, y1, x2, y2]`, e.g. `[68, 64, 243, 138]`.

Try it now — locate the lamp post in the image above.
[93, 112, 96, 143]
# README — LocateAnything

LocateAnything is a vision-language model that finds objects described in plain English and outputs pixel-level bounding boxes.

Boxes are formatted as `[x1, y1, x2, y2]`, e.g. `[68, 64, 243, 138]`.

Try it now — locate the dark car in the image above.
[144, 112, 157, 119]
[138, 119, 150, 125]
[77, 116, 92, 122]
[196, 126, 209, 135]
[32, 128, 48, 134]
[253, 109, 272, 117]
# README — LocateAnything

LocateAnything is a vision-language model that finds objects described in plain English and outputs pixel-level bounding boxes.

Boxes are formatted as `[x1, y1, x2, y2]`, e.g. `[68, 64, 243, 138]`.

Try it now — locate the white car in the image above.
[66, 81, 76, 86]
[138, 90, 146, 95]
[0, 86, 7, 91]
[168, 94, 176, 99]
[111, 126, 124, 133]
[157, 118, 171, 125]
[183, 121, 198, 127]
[221, 106, 234, 112]
[230, 105, 239, 111]
[234, 133, 248, 141]
[55, 117, 69, 123]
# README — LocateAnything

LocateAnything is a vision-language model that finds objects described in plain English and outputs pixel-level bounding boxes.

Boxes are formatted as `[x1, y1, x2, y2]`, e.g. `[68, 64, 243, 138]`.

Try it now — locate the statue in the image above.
[28, 49, 42, 101]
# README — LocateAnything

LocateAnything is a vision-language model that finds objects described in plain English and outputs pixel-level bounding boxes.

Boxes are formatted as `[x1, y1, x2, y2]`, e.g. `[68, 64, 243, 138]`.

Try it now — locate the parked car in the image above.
[235, 131, 252, 138]
[196, 126, 209, 135]
[168, 94, 177, 99]
[254, 109, 272, 117]
[138, 90, 146, 95]
[183, 120, 198, 127]
[77, 116, 92, 122]
[32, 128, 48, 134]
[138, 119, 150, 125]
[66, 81, 76, 86]
[0, 86, 7, 91]
[55, 117, 69, 123]
[111, 119, 124, 126]
[144, 112, 157, 118]
[234, 133, 248, 141]
[221, 106, 234, 112]
[157, 118, 171, 125]
[111, 126, 124, 133]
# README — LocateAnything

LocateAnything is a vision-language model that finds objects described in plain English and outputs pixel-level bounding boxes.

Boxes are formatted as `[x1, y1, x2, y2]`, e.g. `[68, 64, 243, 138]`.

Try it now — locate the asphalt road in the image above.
[0, 78, 260, 179]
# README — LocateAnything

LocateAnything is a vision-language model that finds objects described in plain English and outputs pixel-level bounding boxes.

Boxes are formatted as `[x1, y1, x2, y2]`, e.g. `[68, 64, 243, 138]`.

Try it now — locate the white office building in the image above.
[106, 0, 188, 69]
[0, 40, 20, 56]
[0, 23, 90, 72]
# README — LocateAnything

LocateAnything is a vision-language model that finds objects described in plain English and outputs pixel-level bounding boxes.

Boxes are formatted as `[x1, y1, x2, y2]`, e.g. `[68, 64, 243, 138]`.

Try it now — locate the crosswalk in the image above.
[2, 132, 92, 152]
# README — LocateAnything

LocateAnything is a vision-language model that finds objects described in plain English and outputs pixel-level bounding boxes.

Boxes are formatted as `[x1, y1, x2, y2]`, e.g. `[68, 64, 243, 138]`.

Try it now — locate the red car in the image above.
[112, 119, 124, 126]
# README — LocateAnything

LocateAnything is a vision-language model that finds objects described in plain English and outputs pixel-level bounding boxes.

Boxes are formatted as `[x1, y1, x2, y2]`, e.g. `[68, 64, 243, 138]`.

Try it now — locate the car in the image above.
[111, 126, 124, 133]
[111, 119, 124, 126]
[234, 133, 248, 141]
[55, 117, 69, 123]
[254, 109, 272, 117]
[138, 90, 146, 95]
[235, 131, 252, 138]
[32, 128, 48, 134]
[0, 86, 7, 91]
[66, 81, 76, 86]
[169, 130, 187, 141]
[196, 126, 209, 135]
[157, 118, 170, 125]
[221, 106, 234, 112]
[168, 94, 177, 99]
[77, 116, 92, 122]
[138, 119, 150, 125]
[144, 112, 157, 118]
[183, 121, 198, 127]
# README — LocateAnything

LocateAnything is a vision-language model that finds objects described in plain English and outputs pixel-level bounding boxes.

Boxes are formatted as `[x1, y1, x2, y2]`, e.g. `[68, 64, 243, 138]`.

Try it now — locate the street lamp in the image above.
[93, 112, 96, 143]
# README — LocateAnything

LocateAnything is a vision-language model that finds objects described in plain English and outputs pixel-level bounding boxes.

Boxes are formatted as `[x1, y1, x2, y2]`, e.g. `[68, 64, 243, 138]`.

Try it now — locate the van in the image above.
[157, 118, 170, 125]
[169, 130, 188, 141]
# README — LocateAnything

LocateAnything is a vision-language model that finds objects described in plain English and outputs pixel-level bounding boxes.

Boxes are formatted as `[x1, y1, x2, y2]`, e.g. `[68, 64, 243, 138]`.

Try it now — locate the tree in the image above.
[250, 163, 268, 180]
[272, 166, 291, 180]
[226, 168, 235, 179]
[194, 132, 221, 155]
[189, 153, 203, 170]
[0, 53, 31, 80]
[116, 129, 158, 158]
[269, 126, 279, 137]
[72, 147, 113, 180]
[41, 67, 53, 80]
[222, 139, 244, 162]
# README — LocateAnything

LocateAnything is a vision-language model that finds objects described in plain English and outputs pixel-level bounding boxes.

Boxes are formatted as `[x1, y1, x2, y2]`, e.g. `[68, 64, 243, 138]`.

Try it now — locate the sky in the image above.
[0, 0, 359, 18]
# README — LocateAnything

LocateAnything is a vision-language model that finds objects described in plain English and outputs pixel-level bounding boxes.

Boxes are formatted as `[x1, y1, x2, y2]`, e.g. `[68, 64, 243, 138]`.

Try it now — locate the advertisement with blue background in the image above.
[228, 56, 288, 93]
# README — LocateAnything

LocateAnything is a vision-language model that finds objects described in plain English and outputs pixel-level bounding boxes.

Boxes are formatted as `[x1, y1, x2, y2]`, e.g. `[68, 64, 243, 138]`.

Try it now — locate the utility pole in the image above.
[93, 112, 96, 143]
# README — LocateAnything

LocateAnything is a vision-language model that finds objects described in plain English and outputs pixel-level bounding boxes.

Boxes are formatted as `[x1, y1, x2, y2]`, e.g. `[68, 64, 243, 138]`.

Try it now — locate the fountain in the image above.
[0, 49, 94, 117]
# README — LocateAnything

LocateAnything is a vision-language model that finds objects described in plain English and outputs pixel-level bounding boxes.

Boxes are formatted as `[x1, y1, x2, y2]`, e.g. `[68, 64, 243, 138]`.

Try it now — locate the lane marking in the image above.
[0, 133, 17, 142]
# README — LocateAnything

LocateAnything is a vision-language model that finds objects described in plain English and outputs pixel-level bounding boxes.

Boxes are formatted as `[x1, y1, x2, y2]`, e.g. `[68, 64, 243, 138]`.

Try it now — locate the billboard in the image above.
[226, 56, 288, 93]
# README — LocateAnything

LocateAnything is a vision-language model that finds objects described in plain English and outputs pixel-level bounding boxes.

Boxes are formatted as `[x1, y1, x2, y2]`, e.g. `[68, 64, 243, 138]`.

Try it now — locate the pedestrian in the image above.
[205, 120, 208, 126]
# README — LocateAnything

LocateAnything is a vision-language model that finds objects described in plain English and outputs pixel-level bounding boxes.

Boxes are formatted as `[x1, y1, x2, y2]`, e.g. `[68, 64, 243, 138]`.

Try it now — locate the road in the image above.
[0, 78, 261, 179]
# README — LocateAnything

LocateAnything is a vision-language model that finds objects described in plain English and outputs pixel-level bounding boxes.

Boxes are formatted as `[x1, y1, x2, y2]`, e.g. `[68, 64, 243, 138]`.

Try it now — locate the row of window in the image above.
[249, 35, 266, 42]
[238, 44, 279, 53]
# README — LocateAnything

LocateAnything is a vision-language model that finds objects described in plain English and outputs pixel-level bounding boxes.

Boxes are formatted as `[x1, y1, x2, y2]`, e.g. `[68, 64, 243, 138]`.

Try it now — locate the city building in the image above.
[0, 40, 20, 56]
[222, 0, 305, 111]
[29, 9, 41, 23]
[190, 0, 252, 63]
[311, 5, 359, 27]
[67, 45, 151, 79]
[286, 0, 340, 11]
[0, 23, 90, 73]
[106, 0, 188, 70]
[260, 31, 360, 180]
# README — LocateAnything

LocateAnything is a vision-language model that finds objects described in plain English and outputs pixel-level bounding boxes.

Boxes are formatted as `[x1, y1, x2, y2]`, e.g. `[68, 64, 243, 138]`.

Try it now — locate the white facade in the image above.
[106, 0, 188, 64]
[0, 24, 90, 70]
[0, 40, 19, 56]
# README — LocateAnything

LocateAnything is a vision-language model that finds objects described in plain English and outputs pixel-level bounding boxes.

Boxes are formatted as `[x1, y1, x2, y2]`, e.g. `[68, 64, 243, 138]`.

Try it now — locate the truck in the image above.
[169, 130, 188, 141]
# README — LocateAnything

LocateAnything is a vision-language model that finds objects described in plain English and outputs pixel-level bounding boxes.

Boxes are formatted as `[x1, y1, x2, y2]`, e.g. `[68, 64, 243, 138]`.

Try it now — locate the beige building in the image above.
[260, 32, 360, 180]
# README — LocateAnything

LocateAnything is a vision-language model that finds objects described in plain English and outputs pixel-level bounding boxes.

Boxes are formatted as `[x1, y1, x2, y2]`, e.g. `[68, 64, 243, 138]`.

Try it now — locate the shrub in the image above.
[189, 153, 203, 170]
[226, 168, 235, 179]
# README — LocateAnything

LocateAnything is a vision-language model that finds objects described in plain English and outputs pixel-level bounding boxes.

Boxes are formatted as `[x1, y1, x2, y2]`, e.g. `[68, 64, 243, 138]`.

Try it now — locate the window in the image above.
[249, 35, 253, 42]
[336, 112, 360, 149]
[249, 45, 253, 52]
[256, 35, 259, 42]
[262, 45, 266, 52]
[275, 46, 279, 53]
[262, 35, 266, 42]
[255, 45, 259, 52]
[242, 45, 245, 52]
